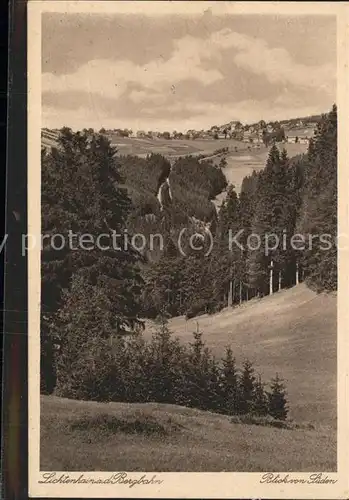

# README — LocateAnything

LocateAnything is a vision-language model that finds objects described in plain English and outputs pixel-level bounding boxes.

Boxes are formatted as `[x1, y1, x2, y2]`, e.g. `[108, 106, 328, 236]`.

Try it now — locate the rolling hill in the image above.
[145, 284, 337, 426]
[107, 135, 243, 158]
[40, 284, 336, 472]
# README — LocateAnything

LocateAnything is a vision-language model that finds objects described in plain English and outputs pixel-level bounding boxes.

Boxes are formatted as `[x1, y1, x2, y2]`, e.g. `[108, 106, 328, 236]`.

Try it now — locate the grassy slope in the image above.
[41, 285, 336, 472]
[41, 395, 336, 472]
[145, 284, 337, 426]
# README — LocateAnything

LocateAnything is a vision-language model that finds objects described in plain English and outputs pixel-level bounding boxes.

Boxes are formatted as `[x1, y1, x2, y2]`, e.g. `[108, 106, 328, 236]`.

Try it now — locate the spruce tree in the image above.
[239, 359, 256, 414]
[253, 375, 269, 417]
[267, 374, 288, 420]
[247, 145, 293, 295]
[239, 172, 259, 300]
[285, 155, 307, 287]
[146, 315, 182, 403]
[208, 357, 223, 411]
[246, 168, 271, 295]
[54, 274, 120, 398]
[221, 346, 238, 414]
[185, 328, 208, 408]
[213, 184, 242, 306]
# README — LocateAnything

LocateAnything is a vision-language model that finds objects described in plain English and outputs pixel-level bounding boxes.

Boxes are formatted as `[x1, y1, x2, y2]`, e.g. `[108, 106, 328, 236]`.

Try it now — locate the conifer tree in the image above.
[284, 155, 307, 286]
[184, 328, 210, 408]
[213, 184, 242, 305]
[189, 327, 205, 366]
[54, 274, 121, 397]
[239, 359, 256, 414]
[247, 145, 293, 295]
[239, 172, 259, 300]
[146, 314, 183, 403]
[267, 374, 288, 420]
[221, 346, 239, 414]
[253, 375, 269, 416]
[246, 167, 272, 295]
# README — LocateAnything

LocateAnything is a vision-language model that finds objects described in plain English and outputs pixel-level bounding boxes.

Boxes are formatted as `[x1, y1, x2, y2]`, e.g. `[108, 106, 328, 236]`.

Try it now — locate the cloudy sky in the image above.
[42, 10, 336, 132]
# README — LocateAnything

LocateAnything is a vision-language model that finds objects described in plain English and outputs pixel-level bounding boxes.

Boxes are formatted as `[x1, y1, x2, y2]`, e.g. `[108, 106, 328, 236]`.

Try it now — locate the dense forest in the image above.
[40, 105, 337, 414]
[141, 105, 337, 317]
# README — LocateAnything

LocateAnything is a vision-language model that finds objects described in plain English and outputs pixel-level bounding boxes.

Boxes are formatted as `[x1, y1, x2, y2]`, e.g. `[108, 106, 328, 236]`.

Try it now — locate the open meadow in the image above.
[145, 284, 337, 427]
[108, 135, 243, 158]
[41, 394, 336, 472]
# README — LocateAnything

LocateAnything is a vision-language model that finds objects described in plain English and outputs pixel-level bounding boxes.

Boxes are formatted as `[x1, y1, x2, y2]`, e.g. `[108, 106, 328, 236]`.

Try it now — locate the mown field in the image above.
[145, 284, 337, 427]
[108, 135, 244, 157]
[41, 395, 336, 472]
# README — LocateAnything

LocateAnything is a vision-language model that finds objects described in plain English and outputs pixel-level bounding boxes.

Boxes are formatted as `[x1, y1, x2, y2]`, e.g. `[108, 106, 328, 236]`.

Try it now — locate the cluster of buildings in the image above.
[41, 117, 318, 149]
[135, 129, 214, 140]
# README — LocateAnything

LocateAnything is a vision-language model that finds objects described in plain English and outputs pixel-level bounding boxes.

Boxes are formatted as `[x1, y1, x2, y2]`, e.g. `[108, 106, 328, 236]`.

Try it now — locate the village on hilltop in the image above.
[42, 114, 321, 151]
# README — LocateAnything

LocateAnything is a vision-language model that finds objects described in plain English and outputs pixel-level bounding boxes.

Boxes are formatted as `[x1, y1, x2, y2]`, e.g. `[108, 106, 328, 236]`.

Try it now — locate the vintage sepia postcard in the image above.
[27, 1, 349, 498]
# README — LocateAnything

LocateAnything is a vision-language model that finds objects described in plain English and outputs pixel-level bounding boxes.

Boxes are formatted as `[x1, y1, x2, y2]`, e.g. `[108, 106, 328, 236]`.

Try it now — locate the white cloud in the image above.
[209, 29, 335, 94]
[42, 27, 335, 130]
[42, 35, 224, 101]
